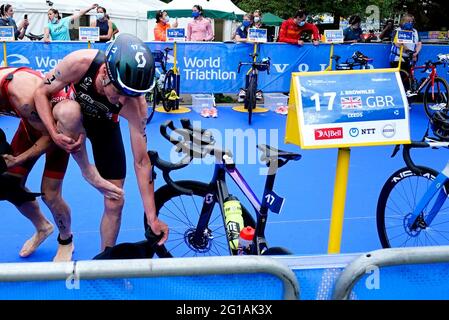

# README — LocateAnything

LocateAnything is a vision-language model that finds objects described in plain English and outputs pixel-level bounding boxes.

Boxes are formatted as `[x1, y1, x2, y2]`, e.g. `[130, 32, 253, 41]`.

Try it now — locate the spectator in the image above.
[0, 4, 28, 40]
[106, 14, 119, 39]
[154, 10, 178, 41]
[278, 9, 319, 46]
[389, 14, 422, 70]
[233, 13, 252, 42]
[90, 6, 112, 42]
[253, 10, 275, 42]
[343, 15, 363, 43]
[187, 5, 214, 41]
[44, 4, 98, 42]
[379, 19, 394, 42]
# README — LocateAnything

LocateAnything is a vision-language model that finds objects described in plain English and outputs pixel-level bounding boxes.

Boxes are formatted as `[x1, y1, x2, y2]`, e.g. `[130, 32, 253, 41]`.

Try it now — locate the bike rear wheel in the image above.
[423, 77, 449, 119]
[162, 69, 177, 112]
[246, 75, 257, 125]
[144, 180, 256, 258]
[377, 166, 449, 248]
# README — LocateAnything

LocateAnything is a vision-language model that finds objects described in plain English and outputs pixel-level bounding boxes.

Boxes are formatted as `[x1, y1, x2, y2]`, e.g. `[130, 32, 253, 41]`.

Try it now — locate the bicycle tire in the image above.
[162, 69, 176, 112]
[377, 166, 449, 248]
[246, 75, 257, 125]
[423, 77, 449, 119]
[144, 180, 256, 258]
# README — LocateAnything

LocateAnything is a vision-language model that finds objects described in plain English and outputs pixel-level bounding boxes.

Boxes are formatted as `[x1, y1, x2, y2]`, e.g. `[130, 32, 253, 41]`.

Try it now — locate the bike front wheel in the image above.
[161, 69, 177, 112]
[144, 180, 256, 258]
[246, 75, 257, 125]
[377, 166, 449, 248]
[423, 77, 449, 119]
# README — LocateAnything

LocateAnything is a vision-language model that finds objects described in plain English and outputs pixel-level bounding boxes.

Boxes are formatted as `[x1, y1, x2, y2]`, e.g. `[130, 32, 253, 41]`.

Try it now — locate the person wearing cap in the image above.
[34, 34, 169, 251]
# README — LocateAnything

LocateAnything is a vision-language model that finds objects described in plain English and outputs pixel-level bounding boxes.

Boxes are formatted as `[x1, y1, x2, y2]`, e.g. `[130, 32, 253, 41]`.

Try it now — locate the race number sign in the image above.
[288, 69, 410, 149]
[323, 30, 344, 44]
[248, 28, 267, 43]
[0, 27, 14, 41]
[167, 28, 186, 42]
[395, 30, 414, 44]
[79, 27, 99, 41]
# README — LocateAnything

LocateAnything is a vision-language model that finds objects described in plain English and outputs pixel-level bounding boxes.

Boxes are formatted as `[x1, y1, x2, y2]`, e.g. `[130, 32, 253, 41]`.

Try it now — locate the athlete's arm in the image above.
[2, 135, 52, 169]
[120, 96, 169, 245]
[34, 50, 92, 152]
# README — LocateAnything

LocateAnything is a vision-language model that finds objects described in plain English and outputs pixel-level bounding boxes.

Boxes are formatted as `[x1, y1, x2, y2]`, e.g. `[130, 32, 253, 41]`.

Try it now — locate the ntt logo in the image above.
[349, 128, 359, 137]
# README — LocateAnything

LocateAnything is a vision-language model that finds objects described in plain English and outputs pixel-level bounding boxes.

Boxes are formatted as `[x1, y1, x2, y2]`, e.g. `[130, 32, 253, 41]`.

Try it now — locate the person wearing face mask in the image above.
[252, 10, 274, 42]
[187, 5, 214, 41]
[278, 9, 320, 46]
[44, 4, 98, 43]
[233, 14, 253, 42]
[90, 6, 112, 43]
[343, 15, 363, 43]
[154, 10, 178, 41]
[389, 14, 422, 71]
[0, 4, 28, 40]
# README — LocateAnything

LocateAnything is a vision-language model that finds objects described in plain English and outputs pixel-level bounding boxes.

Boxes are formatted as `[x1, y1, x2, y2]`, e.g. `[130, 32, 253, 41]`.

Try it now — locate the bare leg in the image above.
[17, 200, 54, 257]
[53, 100, 124, 200]
[41, 177, 74, 262]
[100, 179, 125, 250]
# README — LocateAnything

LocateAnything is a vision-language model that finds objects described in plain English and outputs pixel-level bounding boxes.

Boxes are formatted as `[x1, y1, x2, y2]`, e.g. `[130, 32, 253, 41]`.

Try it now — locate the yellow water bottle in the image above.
[223, 195, 244, 250]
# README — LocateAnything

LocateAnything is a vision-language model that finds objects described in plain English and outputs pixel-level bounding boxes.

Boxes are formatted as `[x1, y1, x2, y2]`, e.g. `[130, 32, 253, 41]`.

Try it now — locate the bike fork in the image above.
[409, 164, 449, 229]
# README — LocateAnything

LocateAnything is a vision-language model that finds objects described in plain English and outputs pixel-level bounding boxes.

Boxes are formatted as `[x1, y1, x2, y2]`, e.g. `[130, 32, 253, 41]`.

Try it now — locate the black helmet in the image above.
[430, 111, 449, 141]
[105, 33, 155, 97]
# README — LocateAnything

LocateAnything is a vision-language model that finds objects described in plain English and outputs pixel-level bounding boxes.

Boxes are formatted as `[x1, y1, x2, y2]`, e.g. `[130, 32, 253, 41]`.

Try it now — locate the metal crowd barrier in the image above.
[332, 246, 449, 300]
[0, 255, 300, 300]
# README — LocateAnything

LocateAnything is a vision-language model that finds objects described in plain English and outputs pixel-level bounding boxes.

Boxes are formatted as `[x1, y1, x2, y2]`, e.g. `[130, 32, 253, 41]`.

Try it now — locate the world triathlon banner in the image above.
[2, 41, 449, 94]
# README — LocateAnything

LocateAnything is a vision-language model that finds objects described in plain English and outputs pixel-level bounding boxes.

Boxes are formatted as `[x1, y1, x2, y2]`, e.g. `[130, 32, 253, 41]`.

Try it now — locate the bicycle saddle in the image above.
[257, 144, 301, 163]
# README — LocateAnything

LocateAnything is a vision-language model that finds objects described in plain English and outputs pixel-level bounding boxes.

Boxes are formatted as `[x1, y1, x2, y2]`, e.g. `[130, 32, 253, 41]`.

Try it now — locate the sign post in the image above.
[0, 26, 14, 67]
[323, 30, 344, 71]
[285, 68, 411, 253]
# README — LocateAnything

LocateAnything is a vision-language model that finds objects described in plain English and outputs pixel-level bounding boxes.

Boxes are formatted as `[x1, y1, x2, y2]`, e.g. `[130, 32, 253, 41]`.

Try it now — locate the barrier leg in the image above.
[328, 147, 351, 254]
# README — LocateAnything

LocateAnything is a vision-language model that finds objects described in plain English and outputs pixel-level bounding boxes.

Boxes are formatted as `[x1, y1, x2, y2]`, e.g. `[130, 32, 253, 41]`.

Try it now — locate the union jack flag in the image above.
[341, 96, 362, 109]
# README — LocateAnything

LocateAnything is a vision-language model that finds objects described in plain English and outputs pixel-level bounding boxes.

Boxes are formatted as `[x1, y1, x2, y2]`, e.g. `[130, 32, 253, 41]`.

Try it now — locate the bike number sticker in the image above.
[263, 190, 285, 214]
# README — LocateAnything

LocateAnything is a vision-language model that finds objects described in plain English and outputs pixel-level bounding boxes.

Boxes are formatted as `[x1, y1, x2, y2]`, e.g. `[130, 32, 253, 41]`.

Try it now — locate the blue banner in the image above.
[3, 42, 88, 75]
[2, 41, 449, 94]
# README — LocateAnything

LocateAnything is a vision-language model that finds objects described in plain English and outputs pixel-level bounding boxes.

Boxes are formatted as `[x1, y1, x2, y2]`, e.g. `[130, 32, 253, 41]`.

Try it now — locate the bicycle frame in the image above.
[193, 154, 278, 255]
[409, 63, 438, 95]
[408, 160, 449, 230]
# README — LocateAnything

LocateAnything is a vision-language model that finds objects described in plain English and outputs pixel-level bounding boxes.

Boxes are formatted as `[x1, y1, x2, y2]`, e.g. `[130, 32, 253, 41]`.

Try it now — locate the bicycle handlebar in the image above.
[401, 142, 430, 175]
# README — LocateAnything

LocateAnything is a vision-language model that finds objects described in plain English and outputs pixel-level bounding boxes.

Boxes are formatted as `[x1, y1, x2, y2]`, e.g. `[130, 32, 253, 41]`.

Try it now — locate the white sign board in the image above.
[0, 27, 14, 41]
[248, 28, 267, 43]
[79, 27, 100, 41]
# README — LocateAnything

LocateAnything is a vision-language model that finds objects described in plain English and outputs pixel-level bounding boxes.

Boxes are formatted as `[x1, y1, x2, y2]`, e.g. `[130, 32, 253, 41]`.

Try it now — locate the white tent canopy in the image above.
[7, 0, 168, 41]
[164, 0, 246, 17]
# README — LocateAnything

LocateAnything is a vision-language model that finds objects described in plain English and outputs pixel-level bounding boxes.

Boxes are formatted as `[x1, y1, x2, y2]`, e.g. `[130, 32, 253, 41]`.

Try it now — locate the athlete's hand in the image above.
[52, 132, 84, 153]
[2, 154, 18, 168]
[149, 217, 169, 246]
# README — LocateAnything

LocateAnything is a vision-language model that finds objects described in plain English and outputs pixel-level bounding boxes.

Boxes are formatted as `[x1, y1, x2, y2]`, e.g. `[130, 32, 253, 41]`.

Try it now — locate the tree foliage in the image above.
[231, 0, 449, 30]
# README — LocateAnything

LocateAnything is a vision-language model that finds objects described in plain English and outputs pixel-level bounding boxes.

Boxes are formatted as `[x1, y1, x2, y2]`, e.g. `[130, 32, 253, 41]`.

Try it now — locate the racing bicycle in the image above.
[237, 54, 271, 125]
[376, 137, 449, 248]
[146, 47, 180, 114]
[144, 119, 300, 257]
[331, 51, 373, 70]
[398, 51, 449, 119]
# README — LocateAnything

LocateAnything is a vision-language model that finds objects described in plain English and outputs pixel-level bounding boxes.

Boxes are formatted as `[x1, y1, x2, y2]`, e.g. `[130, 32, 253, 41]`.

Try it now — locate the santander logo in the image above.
[314, 127, 343, 140]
